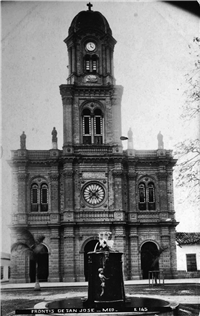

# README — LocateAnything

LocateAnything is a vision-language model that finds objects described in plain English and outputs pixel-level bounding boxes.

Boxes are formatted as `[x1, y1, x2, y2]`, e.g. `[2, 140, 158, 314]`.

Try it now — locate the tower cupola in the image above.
[68, 4, 112, 36]
[64, 3, 116, 85]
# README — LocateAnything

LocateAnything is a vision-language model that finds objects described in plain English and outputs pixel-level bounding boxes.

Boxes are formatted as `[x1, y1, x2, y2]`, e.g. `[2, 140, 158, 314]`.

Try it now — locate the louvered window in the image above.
[85, 60, 90, 71]
[84, 55, 98, 73]
[82, 108, 103, 144]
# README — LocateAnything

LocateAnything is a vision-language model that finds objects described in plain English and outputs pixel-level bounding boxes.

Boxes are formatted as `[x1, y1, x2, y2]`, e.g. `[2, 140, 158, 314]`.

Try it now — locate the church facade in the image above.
[9, 4, 178, 283]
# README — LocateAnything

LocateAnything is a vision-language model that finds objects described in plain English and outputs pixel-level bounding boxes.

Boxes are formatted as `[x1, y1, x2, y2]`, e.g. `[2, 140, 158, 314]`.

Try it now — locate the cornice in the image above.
[60, 84, 115, 98]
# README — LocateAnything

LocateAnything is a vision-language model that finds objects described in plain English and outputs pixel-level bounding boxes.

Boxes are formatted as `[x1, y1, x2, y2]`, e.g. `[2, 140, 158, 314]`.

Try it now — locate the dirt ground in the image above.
[1, 283, 200, 316]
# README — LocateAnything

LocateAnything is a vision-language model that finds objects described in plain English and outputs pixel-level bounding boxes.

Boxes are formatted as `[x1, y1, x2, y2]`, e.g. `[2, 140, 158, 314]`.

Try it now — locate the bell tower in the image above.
[60, 3, 123, 154]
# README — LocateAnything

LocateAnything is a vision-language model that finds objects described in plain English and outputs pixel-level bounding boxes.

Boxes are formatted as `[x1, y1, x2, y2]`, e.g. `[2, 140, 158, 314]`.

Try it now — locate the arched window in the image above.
[85, 55, 90, 72]
[41, 184, 48, 212]
[92, 55, 98, 72]
[82, 108, 92, 144]
[138, 180, 156, 211]
[148, 182, 155, 210]
[139, 183, 146, 210]
[94, 109, 103, 144]
[31, 184, 39, 212]
[82, 107, 104, 144]
[31, 181, 49, 212]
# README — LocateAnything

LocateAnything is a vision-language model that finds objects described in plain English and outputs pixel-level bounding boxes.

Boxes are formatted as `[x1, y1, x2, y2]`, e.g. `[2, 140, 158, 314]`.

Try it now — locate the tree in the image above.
[175, 37, 200, 202]
[11, 228, 46, 290]
[149, 245, 168, 284]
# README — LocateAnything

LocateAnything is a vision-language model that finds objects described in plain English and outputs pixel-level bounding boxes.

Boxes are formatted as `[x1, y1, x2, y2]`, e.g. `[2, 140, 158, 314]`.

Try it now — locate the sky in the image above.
[1, 0, 199, 252]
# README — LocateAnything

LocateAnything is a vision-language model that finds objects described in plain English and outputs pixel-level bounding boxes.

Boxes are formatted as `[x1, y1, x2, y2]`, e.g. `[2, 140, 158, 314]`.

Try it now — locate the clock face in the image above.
[83, 183, 105, 205]
[86, 42, 96, 52]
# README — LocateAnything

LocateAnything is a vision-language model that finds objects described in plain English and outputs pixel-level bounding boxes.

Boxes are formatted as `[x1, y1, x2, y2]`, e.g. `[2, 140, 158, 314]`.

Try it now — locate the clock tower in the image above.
[60, 3, 123, 155]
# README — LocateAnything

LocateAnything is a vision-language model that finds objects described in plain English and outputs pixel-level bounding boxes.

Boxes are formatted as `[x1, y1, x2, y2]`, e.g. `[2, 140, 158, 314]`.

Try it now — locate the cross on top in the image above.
[87, 2, 93, 11]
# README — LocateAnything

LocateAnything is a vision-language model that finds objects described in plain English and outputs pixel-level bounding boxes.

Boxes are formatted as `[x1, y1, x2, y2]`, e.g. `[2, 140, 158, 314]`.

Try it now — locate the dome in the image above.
[69, 9, 112, 35]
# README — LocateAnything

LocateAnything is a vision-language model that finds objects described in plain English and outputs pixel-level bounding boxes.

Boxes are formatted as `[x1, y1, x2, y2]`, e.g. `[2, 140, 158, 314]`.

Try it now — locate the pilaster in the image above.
[129, 229, 140, 279]
[48, 228, 60, 282]
[157, 172, 168, 212]
[169, 227, 178, 278]
[60, 85, 74, 151]
[166, 170, 175, 218]
[113, 167, 123, 218]
[160, 226, 171, 278]
[49, 170, 59, 214]
[128, 172, 137, 222]
[63, 226, 75, 281]
[10, 230, 29, 283]
[63, 163, 74, 222]
[114, 226, 126, 276]
[17, 172, 28, 215]
[111, 86, 123, 149]
[11, 168, 18, 217]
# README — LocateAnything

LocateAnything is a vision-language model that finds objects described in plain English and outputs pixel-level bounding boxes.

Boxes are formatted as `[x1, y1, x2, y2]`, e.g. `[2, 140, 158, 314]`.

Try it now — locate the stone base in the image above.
[34, 296, 179, 316]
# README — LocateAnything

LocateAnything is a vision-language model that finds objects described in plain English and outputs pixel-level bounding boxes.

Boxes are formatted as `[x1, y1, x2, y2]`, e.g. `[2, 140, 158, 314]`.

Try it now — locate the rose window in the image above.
[83, 183, 105, 205]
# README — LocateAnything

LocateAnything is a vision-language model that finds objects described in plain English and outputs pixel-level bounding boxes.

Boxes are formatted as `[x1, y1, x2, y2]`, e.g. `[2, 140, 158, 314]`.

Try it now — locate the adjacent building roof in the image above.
[176, 232, 200, 246]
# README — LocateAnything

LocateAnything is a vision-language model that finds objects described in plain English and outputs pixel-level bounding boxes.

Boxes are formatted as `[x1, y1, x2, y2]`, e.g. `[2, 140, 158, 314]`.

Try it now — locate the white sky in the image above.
[1, 1, 199, 252]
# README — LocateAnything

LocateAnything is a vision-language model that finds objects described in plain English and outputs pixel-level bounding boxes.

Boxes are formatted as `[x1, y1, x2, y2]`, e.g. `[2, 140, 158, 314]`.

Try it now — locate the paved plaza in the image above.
[1, 279, 200, 316]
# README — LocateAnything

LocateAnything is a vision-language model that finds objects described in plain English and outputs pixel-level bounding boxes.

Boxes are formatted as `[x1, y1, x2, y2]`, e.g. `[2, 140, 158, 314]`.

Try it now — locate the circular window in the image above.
[83, 182, 105, 206]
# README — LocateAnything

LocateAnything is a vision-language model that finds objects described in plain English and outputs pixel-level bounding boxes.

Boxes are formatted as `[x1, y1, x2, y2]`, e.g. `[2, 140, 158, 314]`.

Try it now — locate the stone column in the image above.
[48, 228, 60, 282]
[72, 46, 76, 73]
[59, 86, 74, 152]
[110, 50, 114, 77]
[129, 230, 140, 279]
[167, 171, 175, 219]
[63, 226, 75, 281]
[111, 86, 123, 148]
[128, 172, 138, 222]
[76, 43, 81, 75]
[102, 45, 106, 76]
[160, 227, 171, 278]
[11, 167, 18, 223]
[68, 47, 72, 74]
[114, 226, 126, 278]
[17, 170, 28, 224]
[157, 172, 168, 215]
[113, 164, 124, 221]
[62, 162, 74, 222]
[169, 227, 178, 278]
[10, 230, 29, 283]
[49, 170, 59, 214]
[106, 47, 110, 73]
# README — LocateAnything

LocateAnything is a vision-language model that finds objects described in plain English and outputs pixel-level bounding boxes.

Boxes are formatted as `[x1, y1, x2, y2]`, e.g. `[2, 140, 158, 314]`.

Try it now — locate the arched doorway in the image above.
[29, 244, 49, 282]
[84, 239, 98, 281]
[141, 242, 159, 279]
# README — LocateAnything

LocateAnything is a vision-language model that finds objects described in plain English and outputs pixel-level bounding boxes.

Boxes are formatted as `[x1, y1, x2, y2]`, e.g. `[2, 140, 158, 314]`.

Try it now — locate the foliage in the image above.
[151, 245, 168, 269]
[175, 37, 200, 202]
[11, 228, 45, 258]
[11, 228, 45, 289]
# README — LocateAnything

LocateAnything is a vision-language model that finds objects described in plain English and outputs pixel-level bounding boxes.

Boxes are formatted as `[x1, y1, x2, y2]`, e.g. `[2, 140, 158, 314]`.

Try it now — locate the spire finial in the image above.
[87, 2, 93, 11]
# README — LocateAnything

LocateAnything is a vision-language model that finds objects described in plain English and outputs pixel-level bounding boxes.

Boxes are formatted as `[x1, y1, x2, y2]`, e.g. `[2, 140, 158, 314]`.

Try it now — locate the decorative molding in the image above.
[63, 170, 74, 177]
[49, 174, 59, 181]
[17, 173, 28, 181]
